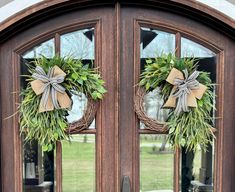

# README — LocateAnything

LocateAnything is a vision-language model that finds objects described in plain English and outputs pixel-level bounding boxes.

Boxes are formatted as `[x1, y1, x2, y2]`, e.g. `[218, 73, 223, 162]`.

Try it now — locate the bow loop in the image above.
[35, 66, 47, 76]
[30, 65, 72, 112]
[164, 68, 207, 116]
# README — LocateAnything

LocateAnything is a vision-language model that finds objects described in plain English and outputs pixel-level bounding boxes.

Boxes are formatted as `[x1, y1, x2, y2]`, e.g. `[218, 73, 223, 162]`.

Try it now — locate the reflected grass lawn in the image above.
[61, 135, 201, 192]
[62, 135, 95, 192]
[140, 146, 174, 191]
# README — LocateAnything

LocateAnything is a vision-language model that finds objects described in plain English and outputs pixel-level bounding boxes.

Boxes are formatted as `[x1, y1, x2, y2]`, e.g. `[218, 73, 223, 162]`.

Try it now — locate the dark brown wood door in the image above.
[1, 3, 235, 192]
[119, 5, 226, 192]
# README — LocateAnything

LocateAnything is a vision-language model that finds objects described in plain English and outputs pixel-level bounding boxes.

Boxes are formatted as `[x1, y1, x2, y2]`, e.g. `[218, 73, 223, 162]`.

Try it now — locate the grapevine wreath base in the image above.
[67, 95, 99, 134]
[134, 86, 167, 133]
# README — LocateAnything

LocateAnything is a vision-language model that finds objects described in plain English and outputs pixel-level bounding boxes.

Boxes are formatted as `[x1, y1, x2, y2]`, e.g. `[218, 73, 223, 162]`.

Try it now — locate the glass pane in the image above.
[62, 134, 96, 192]
[141, 27, 175, 58]
[182, 143, 214, 192]
[61, 28, 94, 60]
[181, 37, 216, 192]
[23, 140, 54, 192]
[22, 39, 55, 59]
[66, 93, 95, 128]
[61, 28, 95, 128]
[181, 37, 216, 84]
[21, 38, 55, 87]
[140, 134, 174, 192]
[181, 38, 215, 58]
[140, 28, 175, 125]
[22, 39, 55, 192]
[140, 88, 169, 129]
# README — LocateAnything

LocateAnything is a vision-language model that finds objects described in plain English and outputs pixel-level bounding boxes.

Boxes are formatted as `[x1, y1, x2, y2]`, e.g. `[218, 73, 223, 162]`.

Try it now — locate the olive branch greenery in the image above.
[20, 56, 106, 151]
[139, 53, 215, 152]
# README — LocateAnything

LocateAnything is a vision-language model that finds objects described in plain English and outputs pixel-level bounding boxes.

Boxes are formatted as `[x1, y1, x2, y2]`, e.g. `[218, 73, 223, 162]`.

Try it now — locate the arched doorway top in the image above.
[0, 0, 234, 42]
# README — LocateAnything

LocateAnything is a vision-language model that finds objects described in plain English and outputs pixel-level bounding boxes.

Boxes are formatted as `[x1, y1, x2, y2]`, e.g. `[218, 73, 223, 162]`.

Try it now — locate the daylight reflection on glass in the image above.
[140, 88, 169, 129]
[22, 39, 55, 59]
[181, 37, 216, 192]
[140, 134, 174, 192]
[22, 39, 55, 192]
[61, 28, 94, 60]
[140, 28, 175, 58]
[61, 28, 95, 129]
[140, 28, 175, 126]
[62, 134, 96, 192]
[66, 92, 95, 128]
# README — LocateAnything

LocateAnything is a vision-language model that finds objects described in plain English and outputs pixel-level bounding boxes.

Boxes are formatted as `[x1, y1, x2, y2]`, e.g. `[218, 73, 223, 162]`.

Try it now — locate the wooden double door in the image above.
[1, 2, 235, 192]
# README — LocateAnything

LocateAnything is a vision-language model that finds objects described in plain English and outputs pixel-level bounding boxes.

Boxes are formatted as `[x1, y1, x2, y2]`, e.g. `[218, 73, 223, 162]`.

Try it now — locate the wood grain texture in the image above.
[174, 32, 181, 192]
[0, 7, 117, 192]
[0, 0, 234, 35]
[56, 142, 62, 192]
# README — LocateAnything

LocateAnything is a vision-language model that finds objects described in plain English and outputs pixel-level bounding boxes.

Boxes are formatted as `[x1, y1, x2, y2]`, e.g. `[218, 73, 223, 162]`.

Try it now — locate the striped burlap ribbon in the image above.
[164, 68, 207, 116]
[31, 65, 72, 112]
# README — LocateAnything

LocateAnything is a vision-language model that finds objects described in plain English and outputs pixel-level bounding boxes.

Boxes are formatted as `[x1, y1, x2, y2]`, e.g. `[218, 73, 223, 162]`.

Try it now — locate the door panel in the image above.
[120, 5, 224, 192]
[0, 6, 118, 192]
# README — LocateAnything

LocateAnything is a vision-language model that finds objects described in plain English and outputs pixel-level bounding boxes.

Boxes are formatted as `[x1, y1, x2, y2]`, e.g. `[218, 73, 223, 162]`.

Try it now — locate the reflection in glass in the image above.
[140, 134, 174, 192]
[61, 28, 94, 60]
[21, 38, 56, 86]
[181, 37, 216, 192]
[23, 140, 55, 192]
[61, 28, 95, 129]
[140, 88, 169, 129]
[181, 37, 216, 83]
[66, 93, 95, 128]
[22, 39, 55, 59]
[182, 143, 214, 192]
[140, 28, 175, 124]
[22, 39, 55, 192]
[62, 134, 96, 192]
[181, 38, 215, 58]
[141, 27, 175, 58]
[67, 93, 87, 123]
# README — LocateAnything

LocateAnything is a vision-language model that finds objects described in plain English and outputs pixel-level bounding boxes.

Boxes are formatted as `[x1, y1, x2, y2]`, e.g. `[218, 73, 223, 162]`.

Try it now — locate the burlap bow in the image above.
[30, 65, 72, 113]
[163, 68, 207, 116]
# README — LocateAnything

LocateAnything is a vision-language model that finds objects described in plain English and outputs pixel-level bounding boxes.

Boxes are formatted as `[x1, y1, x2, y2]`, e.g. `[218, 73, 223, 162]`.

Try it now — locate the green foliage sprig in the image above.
[20, 56, 106, 151]
[139, 53, 215, 151]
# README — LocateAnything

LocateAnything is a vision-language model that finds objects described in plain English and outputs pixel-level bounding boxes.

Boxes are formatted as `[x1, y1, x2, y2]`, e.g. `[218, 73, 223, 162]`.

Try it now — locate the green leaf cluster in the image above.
[139, 53, 215, 151]
[20, 56, 106, 151]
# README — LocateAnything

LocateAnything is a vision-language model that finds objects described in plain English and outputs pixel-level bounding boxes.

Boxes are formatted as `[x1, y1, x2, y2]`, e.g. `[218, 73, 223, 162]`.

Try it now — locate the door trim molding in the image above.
[0, 0, 234, 42]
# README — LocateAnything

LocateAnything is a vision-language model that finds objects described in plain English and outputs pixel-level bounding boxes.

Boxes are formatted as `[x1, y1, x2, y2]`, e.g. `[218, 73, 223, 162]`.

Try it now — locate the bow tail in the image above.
[163, 86, 177, 108]
[174, 96, 183, 116]
[39, 87, 54, 112]
[51, 88, 60, 109]
[182, 93, 189, 112]
[175, 93, 190, 116]
[57, 92, 72, 109]
[187, 92, 198, 107]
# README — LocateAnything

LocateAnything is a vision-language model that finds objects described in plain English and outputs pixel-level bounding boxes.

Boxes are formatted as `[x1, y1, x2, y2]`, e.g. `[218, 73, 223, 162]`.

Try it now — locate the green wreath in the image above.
[138, 53, 215, 151]
[20, 56, 106, 151]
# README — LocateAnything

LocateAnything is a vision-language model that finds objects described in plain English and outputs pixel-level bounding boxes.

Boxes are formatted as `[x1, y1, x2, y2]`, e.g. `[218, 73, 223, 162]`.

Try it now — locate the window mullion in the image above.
[174, 32, 181, 192]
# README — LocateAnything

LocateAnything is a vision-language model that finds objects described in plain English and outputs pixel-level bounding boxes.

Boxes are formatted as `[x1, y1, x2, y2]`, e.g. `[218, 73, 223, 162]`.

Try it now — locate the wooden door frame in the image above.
[0, 6, 119, 192]
[0, 1, 235, 192]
